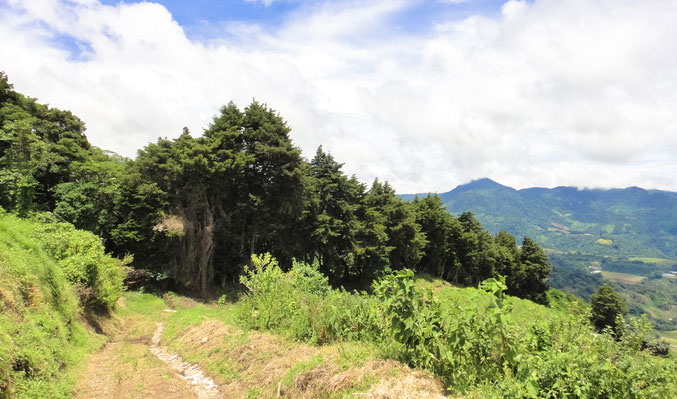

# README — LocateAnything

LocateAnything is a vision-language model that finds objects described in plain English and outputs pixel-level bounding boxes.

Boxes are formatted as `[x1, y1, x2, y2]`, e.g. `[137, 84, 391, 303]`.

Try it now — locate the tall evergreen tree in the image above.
[518, 236, 551, 305]
[590, 284, 628, 337]
[303, 146, 362, 283]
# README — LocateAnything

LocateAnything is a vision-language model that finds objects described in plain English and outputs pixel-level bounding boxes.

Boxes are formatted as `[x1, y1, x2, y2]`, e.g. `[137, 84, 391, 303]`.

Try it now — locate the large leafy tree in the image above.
[455, 212, 497, 285]
[353, 180, 426, 283]
[237, 101, 305, 262]
[113, 101, 305, 296]
[494, 230, 521, 293]
[0, 72, 95, 215]
[516, 237, 551, 304]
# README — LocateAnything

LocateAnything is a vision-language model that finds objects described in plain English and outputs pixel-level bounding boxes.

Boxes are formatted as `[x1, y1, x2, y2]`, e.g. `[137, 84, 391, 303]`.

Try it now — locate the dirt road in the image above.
[74, 306, 221, 399]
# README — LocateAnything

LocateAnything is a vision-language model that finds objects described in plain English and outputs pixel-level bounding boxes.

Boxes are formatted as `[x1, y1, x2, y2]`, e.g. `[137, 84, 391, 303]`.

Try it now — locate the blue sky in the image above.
[1, 0, 677, 193]
[33, 0, 513, 66]
[97, 0, 510, 37]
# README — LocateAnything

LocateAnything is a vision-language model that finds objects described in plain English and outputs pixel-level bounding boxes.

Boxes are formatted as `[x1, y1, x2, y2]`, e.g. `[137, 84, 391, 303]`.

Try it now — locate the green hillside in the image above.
[403, 179, 677, 335]
[0, 213, 124, 398]
[404, 178, 677, 259]
[207, 259, 677, 398]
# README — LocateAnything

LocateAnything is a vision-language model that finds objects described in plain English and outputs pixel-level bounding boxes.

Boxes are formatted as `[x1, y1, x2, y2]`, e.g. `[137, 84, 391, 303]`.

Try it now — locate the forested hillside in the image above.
[403, 178, 677, 259]
[0, 72, 550, 302]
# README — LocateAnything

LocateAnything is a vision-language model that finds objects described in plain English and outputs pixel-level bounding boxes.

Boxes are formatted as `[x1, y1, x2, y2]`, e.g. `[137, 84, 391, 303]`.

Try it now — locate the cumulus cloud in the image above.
[1, 0, 677, 193]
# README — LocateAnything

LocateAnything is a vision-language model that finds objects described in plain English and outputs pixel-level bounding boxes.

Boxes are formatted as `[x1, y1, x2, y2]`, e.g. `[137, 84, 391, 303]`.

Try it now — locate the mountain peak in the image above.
[469, 177, 501, 186]
[456, 178, 508, 191]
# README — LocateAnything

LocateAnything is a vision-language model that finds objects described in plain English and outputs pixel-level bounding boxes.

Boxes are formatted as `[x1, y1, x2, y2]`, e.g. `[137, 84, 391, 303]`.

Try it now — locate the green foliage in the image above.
[0, 213, 105, 398]
[288, 258, 330, 297]
[237, 253, 382, 344]
[375, 270, 676, 398]
[374, 270, 520, 390]
[239, 253, 296, 330]
[590, 284, 628, 337]
[30, 217, 127, 310]
[197, 253, 677, 397]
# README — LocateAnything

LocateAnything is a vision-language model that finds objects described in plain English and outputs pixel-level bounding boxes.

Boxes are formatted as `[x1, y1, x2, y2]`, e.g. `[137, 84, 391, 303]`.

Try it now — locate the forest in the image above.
[0, 71, 550, 302]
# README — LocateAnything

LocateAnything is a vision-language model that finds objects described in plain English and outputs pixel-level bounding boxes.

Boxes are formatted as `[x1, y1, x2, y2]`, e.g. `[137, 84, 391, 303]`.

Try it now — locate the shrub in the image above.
[237, 254, 382, 344]
[235, 254, 677, 398]
[30, 216, 127, 310]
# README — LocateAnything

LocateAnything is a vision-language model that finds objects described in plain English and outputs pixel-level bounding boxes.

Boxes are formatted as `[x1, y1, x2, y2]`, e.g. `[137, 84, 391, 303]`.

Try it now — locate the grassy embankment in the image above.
[135, 291, 446, 398]
[0, 213, 124, 399]
[143, 259, 676, 399]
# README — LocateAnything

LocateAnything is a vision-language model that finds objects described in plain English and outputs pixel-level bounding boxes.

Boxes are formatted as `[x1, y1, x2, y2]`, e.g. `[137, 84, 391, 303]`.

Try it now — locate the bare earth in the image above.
[73, 306, 222, 399]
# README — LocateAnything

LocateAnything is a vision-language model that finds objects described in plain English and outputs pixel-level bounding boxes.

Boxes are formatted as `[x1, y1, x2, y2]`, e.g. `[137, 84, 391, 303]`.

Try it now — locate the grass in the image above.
[416, 274, 561, 327]
[414, 273, 456, 291]
[73, 293, 195, 398]
[629, 257, 677, 265]
[596, 238, 613, 245]
[601, 271, 646, 284]
[0, 214, 106, 399]
[136, 291, 446, 398]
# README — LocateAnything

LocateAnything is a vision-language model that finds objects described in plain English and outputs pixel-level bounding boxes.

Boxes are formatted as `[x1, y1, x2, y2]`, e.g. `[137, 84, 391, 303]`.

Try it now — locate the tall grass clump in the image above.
[236, 253, 383, 344]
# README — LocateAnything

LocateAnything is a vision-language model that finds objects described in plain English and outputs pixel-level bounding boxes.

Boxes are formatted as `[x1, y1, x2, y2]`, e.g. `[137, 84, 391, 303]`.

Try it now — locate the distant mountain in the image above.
[403, 178, 677, 259]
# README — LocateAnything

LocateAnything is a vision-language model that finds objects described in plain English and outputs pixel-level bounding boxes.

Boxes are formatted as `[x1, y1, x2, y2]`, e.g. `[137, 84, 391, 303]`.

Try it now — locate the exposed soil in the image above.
[74, 303, 222, 399]
[150, 322, 221, 399]
[167, 318, 448, 399]
[75, 298, 448, 399]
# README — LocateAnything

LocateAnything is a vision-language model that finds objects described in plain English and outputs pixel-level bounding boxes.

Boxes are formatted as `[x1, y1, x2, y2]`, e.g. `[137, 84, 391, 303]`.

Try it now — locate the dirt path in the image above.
[74, 308, 222, 399]
[149, 322, 221, 399]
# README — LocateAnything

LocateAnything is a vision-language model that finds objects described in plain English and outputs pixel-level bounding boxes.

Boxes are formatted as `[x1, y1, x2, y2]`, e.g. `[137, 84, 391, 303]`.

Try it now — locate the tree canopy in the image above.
[0, 72, 552, 302]
[590, 284, 628, 336]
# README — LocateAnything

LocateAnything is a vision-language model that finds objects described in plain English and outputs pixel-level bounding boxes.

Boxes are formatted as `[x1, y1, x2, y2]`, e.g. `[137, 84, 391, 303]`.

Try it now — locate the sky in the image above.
[1, 0, 677, 193]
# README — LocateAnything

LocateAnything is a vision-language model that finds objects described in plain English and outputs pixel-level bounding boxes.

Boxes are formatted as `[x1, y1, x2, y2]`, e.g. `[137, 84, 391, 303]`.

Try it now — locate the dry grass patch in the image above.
[165, 318, 449, 399]
[74, 309, 195, 399]
[601, 271, 645, 284]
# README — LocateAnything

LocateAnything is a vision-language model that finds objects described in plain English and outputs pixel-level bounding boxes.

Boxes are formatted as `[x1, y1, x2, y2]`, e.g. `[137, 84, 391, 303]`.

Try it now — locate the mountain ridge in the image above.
[401, 178, 677, 259]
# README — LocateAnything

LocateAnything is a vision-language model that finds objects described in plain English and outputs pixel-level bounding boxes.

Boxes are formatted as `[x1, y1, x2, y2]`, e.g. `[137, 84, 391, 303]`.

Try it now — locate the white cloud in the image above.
[245, 0, 281, 6]
[1, 0, 677, 193]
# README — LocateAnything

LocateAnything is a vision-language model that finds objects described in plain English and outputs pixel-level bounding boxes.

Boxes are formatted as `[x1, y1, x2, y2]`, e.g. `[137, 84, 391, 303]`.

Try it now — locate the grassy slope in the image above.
[415, 274, 569, 329]
[601, 271, 646, 284]
[0, 214, 107, 398]
[118, 292, 447, 399]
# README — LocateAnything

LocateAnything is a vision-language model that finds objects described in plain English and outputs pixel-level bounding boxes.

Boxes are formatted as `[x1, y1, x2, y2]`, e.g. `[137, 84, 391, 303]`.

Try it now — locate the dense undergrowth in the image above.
[0, 212, 125, 398]
[232, 253, 677, 398]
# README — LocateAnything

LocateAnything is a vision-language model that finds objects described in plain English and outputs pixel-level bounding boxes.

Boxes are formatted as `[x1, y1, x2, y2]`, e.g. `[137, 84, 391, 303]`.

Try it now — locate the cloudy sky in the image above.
[1, 0, 677, 193]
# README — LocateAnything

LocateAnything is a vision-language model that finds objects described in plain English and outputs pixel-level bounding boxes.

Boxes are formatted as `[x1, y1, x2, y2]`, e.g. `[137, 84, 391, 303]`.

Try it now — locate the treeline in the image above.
[0, 72, 550, 302]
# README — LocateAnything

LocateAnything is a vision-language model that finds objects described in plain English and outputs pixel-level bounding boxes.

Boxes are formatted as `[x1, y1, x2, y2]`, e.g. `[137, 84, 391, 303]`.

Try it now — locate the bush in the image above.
[235, 254, 677, 398]
[644, 339, 670, 356]
[30, 216, 127, 310]
[236, 254, 382, 344]
[0, 214, 105, 398]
